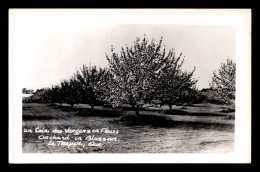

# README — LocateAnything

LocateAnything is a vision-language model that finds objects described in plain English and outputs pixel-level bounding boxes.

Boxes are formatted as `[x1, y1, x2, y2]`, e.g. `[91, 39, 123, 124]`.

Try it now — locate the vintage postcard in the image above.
[9, 9, 251, 163]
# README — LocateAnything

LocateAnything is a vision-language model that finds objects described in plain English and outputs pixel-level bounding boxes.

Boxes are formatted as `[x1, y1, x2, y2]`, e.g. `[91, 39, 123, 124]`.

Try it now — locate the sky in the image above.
[9, 10, 236, 91]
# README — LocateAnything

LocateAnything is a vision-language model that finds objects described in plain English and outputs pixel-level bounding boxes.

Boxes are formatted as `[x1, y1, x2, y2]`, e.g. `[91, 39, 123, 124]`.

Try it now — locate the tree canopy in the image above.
[210, 59, 236, 109]
[105, 36, 198, 114]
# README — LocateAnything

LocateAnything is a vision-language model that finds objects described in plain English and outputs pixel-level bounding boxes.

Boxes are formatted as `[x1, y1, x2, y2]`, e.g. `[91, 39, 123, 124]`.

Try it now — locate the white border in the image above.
[9, 9, 251, 164]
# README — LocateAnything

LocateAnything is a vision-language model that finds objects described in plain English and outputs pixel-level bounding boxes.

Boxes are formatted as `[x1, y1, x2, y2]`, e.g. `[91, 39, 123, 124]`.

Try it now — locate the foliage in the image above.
[153, 56, 198, 110]
[30, 88, 51, 103]
[62, 77, 81, 108]
[76, 65, 106, 110]
[27, 36, 205, 115]
[106, 36, 198, 113]
[209, 59, 236, 108]
[29, 65, 107, 109]
[106, 37, 170, 110]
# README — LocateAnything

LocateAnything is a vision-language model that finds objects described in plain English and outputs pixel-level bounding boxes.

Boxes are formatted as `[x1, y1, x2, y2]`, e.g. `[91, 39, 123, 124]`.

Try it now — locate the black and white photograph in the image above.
[9, 9, 251, 163]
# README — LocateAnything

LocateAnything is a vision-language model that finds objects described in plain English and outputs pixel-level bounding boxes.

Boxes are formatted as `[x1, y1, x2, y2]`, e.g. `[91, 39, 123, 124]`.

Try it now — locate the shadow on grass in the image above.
[220, 109, 235, 113]
[164, 109, 234, 117]
[45, 104, 235, 122]
[75, 109, 123, 117]
[164, 109, 189, 115]
[46, 103, 61, 107]
[46, 104, 124, 117]
[49, 105, 74, 112]
[22, 106, 33, 109]
[23, 115, 56, 121]
[117, 114, 234, 132]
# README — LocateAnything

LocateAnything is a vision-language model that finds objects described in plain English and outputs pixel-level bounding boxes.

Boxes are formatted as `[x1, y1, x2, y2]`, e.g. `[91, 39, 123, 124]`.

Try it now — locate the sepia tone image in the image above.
[11, 10, 239, 155]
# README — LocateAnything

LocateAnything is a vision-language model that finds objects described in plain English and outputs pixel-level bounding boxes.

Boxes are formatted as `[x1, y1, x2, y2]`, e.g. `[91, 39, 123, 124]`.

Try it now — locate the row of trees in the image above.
[30, 36, 236, 114]
[31, 37, 200, 115]
[32, 65, 106, 110]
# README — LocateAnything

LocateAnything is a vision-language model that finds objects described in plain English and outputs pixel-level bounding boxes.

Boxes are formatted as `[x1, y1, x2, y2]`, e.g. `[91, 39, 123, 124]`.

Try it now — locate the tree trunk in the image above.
[70, 104, 74, 110]
[135, 108, 139, 115]
[169, 105, 172, 111]
[135, 105, 140, 115]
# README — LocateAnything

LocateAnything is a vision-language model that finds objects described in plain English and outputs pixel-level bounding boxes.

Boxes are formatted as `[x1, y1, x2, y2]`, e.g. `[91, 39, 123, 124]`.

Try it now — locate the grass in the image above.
[22, 103, 235, 153]
[117, 114, 234, 132]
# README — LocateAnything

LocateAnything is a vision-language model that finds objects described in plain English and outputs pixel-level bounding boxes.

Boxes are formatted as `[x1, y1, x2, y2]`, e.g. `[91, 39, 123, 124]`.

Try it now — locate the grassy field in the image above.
[22, 103, 234, 153]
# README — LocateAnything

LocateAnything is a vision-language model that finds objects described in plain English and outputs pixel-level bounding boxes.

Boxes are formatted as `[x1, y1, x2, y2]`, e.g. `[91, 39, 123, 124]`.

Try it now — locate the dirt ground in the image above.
[22, 103, 234, 153]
